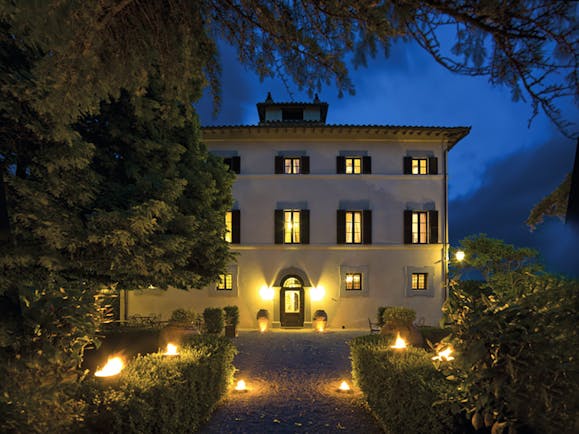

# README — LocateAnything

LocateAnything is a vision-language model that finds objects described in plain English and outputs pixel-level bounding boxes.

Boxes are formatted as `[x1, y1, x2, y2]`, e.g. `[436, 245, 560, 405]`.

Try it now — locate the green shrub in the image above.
[418, 326, 451, 347]
[349, 335, 468, 434]
[376, 306, 388, 327]
[82, 335, 236, 433]
[169, 308, 195, 325]
[223, 305, 239, 327]
[203, 307, 224, 334]
[381, 306, 416, 328]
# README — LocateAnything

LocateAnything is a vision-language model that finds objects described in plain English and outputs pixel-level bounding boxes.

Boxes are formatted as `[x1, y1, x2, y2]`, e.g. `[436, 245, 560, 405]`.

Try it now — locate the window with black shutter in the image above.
[274, 209, 284, 243]
[428, 210, 438, 243]
[363, 210, 372, 244]
[362, 156, 372, 174]
[300, 209, 310, 244]
[337, 210, 346, 244]
[336, 156, 346, 174]
[231, 210, 240, 244]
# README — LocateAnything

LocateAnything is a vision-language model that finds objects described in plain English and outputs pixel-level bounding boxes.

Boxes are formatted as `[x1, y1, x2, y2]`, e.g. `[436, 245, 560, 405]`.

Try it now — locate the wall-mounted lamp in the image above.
[455, 250, 465, 262]
[259, 285, 274, 300]
[310, 285, 325, 301]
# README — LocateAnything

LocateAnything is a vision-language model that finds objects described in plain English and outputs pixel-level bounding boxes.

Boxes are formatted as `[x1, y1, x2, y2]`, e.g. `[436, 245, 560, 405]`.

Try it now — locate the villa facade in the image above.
[125, 94, 470, 329]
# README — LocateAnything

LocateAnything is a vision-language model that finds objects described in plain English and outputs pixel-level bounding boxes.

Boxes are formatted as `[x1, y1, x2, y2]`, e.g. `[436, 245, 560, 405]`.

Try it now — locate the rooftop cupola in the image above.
[257, 93, 329, 125]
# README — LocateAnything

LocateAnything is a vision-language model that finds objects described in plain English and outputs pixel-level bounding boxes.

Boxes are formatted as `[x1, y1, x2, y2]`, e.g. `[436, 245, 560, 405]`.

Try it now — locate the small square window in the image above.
[217, 273, 233, 290]
[411, 273, 427, 290]
[284, 157, 301, 174]
[345, 273, 362, 290]
[345, 157, 362, 174]
[412, 158, 428, 175]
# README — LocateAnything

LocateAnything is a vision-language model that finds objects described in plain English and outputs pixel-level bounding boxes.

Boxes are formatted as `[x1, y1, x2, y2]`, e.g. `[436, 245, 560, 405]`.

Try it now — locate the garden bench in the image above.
[368, 318, 381, 334]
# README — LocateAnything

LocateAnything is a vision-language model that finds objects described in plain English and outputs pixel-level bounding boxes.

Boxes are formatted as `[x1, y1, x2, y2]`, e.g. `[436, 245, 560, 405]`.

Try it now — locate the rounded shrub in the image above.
[223, 305, 239, 327]
[170, 308, 195, 325]
[313, 309, 327, 321]
[382, 306, 416, 328]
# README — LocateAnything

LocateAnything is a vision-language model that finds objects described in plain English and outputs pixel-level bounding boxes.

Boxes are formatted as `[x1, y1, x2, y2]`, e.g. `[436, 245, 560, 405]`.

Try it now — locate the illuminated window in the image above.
[345, 211, 362, 244]
[283, 210, 301, 243]
[412, 212, 428, 244]
[345, 157, 362, 174]
[412, 158, 428, 174]
[224, 211, 232, 243]
[284, 157, 301, 174]
[345, 273, 362, 290]
[217, 273, 233, 290]
[411, 273, 427, 290]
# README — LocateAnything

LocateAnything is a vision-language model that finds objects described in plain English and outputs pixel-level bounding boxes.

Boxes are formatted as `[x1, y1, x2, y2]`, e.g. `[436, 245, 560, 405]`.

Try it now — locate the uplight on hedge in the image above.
[235, 379, 247, 392]
[163, 343, 179, 356]
[432, 346, 455, 362]
[390, 332, 407, 350]
[338, 380, 351, 392]
[95, 356, 124, 377]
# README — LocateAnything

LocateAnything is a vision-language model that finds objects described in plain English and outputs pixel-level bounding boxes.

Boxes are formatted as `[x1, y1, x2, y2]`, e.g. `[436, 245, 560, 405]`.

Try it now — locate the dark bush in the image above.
[256, 309, 269, 320]
[223, 305, 239, 327]
[418, 326, 451, 348]
[312, 309, 327, 321]
[82, 335, 236, 433]
[349, 335, 469, 434]
[203, 307, 224, 334]
[169, 308, 195, 325]
[376, 306, 388, 327]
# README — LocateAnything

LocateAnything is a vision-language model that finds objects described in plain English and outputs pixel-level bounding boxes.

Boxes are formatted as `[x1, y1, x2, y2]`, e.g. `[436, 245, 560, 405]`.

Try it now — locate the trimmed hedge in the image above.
[349, 335, 470, 434]
[82, 335, 236, 433]
[203, 307, 224, 334]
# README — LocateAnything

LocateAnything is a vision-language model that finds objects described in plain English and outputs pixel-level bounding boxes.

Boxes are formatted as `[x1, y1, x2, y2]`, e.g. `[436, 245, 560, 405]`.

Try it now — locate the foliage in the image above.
[0, 286, 105, 434]
[223, 305, 239, 327]
[203, 307, 224, 334]
[256, 309, 269, 320]
[417, 326, 450, 347]
[313, 309, 327, 321]
[444, 273, 578, 433]
[169, 308, 196, 326]
[381, 306, 416, 328]
[349, 335, 469, 434]
[527, 172, 571, 231]
[376, 306, 388, 327]
[82, 335, 236, 433]
[2, 1, 576, 136]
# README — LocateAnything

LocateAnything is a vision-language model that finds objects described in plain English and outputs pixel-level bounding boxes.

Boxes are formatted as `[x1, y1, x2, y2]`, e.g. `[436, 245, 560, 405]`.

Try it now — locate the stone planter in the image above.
[224, 324, 237, 338]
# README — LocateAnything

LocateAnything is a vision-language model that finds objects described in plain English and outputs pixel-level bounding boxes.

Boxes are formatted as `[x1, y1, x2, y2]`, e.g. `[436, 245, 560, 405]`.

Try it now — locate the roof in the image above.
[201, 124, 471, 151]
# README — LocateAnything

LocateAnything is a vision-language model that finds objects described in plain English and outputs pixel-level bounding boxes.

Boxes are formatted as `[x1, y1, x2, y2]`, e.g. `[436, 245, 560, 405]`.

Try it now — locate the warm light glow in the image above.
[259, 285, 274, 300]
[345, 275, 354, 283]
[339, 381, 351, 391]
[310, 285, 325, 301]
[235, 379, 247, 391]
[432, 346, 455, 362]
[455, 250, 465, 262]
[315, 320, 325, 332]
[258, 317, 268, 333]
[390, 332, 408, 349]
[95, 356, 124, 377]
[163, 343, 179, 356]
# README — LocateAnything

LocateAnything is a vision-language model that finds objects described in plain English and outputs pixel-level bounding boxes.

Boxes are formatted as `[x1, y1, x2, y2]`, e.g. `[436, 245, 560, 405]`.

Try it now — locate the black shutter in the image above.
[274, 209, 284, 244]
[336, 156, 346, 174]
[337, 210, 346, 244]
[363, 210, 372, 244]
[301, 156, 310, 174]
[428, 157, 438, 175]
[231, 210, 240, 244]
[300, 209, 310, 244]
[362, 156, 372, 174]
[275, 156, 284, 174]
[403, 156, 412, 174]
[404, 210, 413, 244]
[231, 156, 241, 174]
[429, 210, 439, 243]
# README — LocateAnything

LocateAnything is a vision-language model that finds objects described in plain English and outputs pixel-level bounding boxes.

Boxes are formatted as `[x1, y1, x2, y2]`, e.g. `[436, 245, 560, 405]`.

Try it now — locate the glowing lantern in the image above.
[310, 285, 325, 301]
[390, 332, 407, 350]
[455, 250, 465, 262]
[259, 285, 274, 300]
[338, 380, 351, 392]
[95, 356, 124, 377]
[235, 379, 247, 392]
[258, 317, 268, 332]
[163, 343, 179, 356]
[432, 346, 455, 362]
[314, 320, 325, 332]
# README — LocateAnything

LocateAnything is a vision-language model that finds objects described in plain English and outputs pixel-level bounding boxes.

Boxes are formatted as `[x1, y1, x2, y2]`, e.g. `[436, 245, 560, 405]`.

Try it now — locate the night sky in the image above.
[196, 40, 579, 277]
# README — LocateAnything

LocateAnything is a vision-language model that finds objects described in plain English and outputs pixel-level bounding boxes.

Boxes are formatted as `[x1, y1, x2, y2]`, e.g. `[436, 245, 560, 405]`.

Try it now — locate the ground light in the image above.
[163, 343, 179, 356]
[432, 346, 455, 362]
[338, 380, 351, 392]
[234, 379, 247, 392]
[390, 332, 407, 350]
[95, 356, 124, 377]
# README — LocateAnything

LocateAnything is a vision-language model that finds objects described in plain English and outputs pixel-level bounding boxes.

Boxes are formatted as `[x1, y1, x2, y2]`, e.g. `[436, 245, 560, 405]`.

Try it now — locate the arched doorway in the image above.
[280, 275, 305, 327]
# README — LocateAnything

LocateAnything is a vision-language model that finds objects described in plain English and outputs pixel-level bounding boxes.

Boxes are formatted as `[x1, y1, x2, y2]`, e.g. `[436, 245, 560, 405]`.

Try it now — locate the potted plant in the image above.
[312, 309, 328, 332]
[223, 305, 239, 338]
[256, 309, 269, 332]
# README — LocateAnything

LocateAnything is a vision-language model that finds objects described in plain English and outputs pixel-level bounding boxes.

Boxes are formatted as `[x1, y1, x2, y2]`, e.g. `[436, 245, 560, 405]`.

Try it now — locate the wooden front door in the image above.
[280, 276, 304, 327]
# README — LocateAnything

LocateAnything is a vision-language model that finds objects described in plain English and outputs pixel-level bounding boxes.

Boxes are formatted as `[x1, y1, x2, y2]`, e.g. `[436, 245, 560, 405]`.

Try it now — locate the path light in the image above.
[432, 346, 455, 362]
[455, 250, 465, 262]
[163, 343, 179, 356]
[390, 332, 407, 350]
[338, 380, 351, 392]
[95, 356, 124, 377]
[234, 379, 247, 392]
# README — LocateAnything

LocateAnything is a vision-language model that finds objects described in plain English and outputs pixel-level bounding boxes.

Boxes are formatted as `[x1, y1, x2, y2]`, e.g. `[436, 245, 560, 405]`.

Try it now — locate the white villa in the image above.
[124, 94, 470, 329]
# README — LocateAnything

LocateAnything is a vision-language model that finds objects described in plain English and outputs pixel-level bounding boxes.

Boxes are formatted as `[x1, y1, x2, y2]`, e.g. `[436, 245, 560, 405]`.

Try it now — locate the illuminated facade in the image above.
[126, 94, 470, 328]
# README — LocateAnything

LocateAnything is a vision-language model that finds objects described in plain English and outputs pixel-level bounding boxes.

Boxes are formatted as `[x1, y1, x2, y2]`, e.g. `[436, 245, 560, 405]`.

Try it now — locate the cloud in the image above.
[450, 136, 578, 276]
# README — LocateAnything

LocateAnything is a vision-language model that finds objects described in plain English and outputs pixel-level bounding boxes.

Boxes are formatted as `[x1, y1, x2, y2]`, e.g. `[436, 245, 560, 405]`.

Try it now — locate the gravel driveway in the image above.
[199, 329, 383, 433]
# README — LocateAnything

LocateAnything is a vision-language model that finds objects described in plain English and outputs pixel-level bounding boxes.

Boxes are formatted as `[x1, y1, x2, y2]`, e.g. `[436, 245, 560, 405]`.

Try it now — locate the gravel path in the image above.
[199, 329, 383, 433]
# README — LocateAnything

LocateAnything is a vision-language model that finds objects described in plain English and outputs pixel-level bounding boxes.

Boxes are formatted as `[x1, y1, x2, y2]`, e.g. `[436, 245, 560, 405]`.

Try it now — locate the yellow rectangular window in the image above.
[284, 210, 301, 243]
[412, 158, 428, 175]
[224, 211, 232, 243]
[345, 157, 362, 174]
[411, 273, 427, 290]
[217, 273, 233, 290]
[345, 211, 362, 244]
[412, 212, 428, 244]
[284, 157, 301, 174]
[345, 273, 362, 290]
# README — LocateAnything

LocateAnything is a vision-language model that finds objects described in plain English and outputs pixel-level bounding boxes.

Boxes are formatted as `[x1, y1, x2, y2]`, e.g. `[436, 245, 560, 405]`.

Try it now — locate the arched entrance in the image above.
[280, 275, 305, 327]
